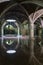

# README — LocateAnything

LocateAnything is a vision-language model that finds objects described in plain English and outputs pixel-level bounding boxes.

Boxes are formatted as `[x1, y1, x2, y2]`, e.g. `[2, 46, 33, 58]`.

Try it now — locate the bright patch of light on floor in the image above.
[6, 19, 16, 22]
[6, 50, 16, 54]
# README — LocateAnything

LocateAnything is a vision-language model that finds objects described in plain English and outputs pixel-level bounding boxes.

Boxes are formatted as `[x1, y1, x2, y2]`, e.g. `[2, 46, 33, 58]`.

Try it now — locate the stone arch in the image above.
[33, 9, 43, 25]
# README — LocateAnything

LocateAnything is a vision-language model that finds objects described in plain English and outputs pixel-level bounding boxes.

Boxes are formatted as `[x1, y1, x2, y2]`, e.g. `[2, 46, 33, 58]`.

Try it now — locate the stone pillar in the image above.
[30, 23, 34, 57]
[29, 14, 34, 59]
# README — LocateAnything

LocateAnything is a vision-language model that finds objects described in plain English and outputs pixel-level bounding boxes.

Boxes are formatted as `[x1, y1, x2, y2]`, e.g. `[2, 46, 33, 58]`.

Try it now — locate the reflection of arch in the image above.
[0, 3, 31, 55]
[1, 19, 19, 49]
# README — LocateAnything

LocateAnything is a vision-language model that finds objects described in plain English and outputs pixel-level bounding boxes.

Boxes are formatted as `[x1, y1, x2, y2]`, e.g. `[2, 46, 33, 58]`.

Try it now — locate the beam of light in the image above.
[6, 19, 16, 22]
[6, 50, 16, 54]
[0, 35, 29, 40]
[2, 35, 29, 39]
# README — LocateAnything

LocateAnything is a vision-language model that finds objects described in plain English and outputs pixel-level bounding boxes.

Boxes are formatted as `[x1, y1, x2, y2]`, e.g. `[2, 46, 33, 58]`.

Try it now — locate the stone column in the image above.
[30, 23, 34, 58]
[29, 14, 34, 59]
